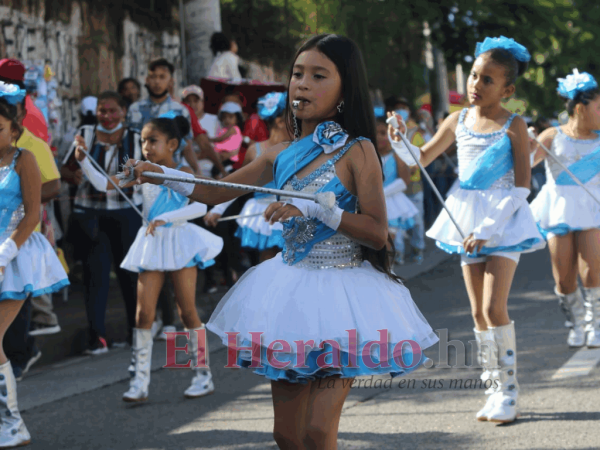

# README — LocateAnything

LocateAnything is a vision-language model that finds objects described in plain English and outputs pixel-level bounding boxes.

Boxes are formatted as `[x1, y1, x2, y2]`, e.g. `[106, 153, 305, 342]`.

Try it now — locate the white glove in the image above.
[79, 157, 108, 192]
[153, 202, 208, 224]
[160, 165, 195, 197]
[0, 238, 18, 270]
[383, 178, 407, 197]
[286, 198, 344, 231]
[208, 199, 236, 216]
[386, 116, 419, 167]
[472, 187, 531, 242]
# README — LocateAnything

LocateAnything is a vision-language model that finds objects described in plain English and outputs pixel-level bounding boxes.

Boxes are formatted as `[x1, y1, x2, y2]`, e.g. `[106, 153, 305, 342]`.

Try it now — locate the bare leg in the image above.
[548, 234, 578, 294]
[271, 380, 311, 449]
[0, 300, 25, 364]
[136, 271, 165, 329]
[576, 229, 600, 288]
[462, 262, 488, 330]
[482, 256, 518, 327]
[304, 376, 354, 449]
[170, 267, 202, 330]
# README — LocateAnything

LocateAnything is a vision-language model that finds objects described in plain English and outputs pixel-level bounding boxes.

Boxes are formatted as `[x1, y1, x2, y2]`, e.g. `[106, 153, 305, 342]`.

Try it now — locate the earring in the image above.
[337, 100, 344, 113]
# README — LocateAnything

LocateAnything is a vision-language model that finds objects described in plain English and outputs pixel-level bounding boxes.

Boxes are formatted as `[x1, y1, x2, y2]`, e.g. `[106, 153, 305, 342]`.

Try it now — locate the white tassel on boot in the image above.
[486, 321, 519, 424]
[474, 328, 498, 421]
[184, 325, 215, 399]
[123, 328, 153, 402]
[555, 287, 587, 348]
[0, 361, 31, 448]
[583, 287, 600, 348]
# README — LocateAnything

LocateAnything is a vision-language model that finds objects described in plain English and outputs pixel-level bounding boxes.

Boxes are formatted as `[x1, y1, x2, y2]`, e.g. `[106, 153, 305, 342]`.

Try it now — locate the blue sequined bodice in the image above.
[0, 149, 25, 243]
[456, 108, 516, 190]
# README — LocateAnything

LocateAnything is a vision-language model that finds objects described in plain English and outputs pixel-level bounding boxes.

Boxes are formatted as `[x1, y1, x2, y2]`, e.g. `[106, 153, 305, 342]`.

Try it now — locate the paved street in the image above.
[15, 247, 600, 449]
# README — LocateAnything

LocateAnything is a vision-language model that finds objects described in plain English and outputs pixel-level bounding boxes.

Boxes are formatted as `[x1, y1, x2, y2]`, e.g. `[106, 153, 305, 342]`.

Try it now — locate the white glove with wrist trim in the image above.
[285, 198, 344, 231]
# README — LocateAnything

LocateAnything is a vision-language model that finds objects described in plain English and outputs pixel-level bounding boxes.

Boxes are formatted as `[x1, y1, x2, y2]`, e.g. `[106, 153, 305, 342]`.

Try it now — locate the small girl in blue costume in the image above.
[205, 92, 290, 263]
[375, 112, 418, 264]
[75, 117, 223, 403]
[127, 34, 438, 448]
[390, 36, 545, 424]
[530, 70, 600, 349]
[0, 84, 69, 448]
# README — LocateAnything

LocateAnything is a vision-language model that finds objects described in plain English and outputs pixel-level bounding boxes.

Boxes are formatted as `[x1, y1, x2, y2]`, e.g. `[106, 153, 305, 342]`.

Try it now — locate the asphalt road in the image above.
[14, 248, 600, 449]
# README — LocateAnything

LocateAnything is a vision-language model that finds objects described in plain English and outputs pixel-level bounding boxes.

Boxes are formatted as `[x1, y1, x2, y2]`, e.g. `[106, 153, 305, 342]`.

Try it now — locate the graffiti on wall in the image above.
[0, 5, 81, 148]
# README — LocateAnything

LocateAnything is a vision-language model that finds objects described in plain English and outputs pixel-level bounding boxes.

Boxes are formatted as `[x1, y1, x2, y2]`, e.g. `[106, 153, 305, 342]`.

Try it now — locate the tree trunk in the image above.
[182, 0, 222, 85]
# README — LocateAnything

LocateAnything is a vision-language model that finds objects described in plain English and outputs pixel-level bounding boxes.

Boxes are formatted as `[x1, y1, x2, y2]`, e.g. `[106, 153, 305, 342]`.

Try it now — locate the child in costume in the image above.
[389, 36, 545, 424]
[0, 83, 69, 448]
[74, 116, 223, 402]
[375, 112, 418, 264]
[530, 70, 600, 349]
[126, 34, 438, 448]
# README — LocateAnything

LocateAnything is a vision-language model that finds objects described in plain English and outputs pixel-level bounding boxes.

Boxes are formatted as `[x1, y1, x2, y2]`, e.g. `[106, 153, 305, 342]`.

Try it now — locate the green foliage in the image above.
[221, 0, 600, 117]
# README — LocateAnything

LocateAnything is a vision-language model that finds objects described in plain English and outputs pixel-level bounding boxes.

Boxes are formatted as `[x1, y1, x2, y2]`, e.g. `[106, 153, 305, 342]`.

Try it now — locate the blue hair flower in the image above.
[0, 81, 26, 105]
[374, 106, 385, 118]
[557, 69, 598, 100]
[257, 92, 287, 121]
[159, 110, 181, 120]
[474, 36, 531, 63]
[313, 121, 349, 154]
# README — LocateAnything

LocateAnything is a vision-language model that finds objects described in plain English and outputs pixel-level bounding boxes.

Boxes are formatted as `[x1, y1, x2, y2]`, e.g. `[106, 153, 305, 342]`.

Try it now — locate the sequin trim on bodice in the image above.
[0, 150, 25, 243]
[456, 109, 516, 190]
[545, 128, 600, 186]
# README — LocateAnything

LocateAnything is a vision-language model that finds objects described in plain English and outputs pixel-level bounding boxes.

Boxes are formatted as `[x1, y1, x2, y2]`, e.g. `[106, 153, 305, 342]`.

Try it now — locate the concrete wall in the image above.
[0, 0, 182, 148]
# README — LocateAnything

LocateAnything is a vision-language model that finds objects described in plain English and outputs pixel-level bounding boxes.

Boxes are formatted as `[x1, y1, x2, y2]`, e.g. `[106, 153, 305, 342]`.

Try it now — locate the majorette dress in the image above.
[207, 122, 439, 383]
[0, 149, 69, 301]
[426, 108, 545, 257]
[530, 127, 600, 239]
[120, 171, 224, 273]
[381, 152, 418, 230]
[234, 142, 284, 250]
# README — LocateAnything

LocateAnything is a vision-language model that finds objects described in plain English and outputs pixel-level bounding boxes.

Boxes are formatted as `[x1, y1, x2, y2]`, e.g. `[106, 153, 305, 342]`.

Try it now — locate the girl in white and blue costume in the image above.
[233, 92, 287, 254]
[0, 83, 68, 447]
[128, 34, 438, 447]
[391, 36, 544, 425]
[75, 115, 223, 404]
[530, 69, 600, 350]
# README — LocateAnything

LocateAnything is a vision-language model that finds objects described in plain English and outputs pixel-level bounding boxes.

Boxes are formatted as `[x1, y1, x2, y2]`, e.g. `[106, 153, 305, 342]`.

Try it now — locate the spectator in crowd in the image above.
[0, 58, 62, 379]
[207, 32, 242, 80]
[61, 91, 142, 353]
[385, 95, 427, 263]
[181, 85, 219, 138]
[117, 78, 141, 109]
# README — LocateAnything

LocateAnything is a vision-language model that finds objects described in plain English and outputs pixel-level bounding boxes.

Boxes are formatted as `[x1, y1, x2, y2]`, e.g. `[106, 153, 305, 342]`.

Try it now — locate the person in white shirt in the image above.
[181, 85, 219, 138]
[207, 33, 242, 80]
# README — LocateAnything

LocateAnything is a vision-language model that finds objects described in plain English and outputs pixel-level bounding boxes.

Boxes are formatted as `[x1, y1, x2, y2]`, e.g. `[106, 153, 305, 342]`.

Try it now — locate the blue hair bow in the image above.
[0, 81, 26, 105]
[374, 106, 385, 118]
[257, 92, 287, 121]
[474, 36, 531, 63]
[159, 110, 181, 120]
[557, 69, 598, 100]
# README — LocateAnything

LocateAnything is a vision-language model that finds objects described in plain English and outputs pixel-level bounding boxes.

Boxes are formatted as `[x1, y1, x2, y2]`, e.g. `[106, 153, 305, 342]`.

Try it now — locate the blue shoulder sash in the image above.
[556, 145, 600, 185]
[459, 134, 514, 190]
[272, 121, 366, 265]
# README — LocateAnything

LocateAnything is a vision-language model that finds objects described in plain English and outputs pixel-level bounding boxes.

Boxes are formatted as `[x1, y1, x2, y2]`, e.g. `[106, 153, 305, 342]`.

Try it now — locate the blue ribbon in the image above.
[459, 134, 514, 190]
[556, 145, 600, 185]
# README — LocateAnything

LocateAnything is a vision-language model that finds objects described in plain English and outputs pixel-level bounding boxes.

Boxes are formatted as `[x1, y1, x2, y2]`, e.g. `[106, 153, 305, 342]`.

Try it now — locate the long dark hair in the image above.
[284, 33, 400, 283]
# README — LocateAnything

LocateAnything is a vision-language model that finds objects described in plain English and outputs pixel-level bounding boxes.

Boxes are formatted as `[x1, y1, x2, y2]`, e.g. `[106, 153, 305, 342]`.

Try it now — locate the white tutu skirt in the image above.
[1, 232, 69, 301]
[207, 254, 439, 383]
[530, 184, 600, 239]
[234, 197, 284, 250]
[386, 191, 418, 230]
[121, 222, 224, 273]
[426, 187, 545, 256]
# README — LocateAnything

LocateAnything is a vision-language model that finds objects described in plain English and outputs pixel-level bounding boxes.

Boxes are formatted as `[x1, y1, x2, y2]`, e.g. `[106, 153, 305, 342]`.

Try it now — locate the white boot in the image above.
[184, 325, 215, 399]
[123, 328, 153, 402]
[555, 287, 586, 347]
[0, 361, 31, 448]
[583, 287, 600, 348]
[474, 329, 498, 421]
[487, 322, 519, 424]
